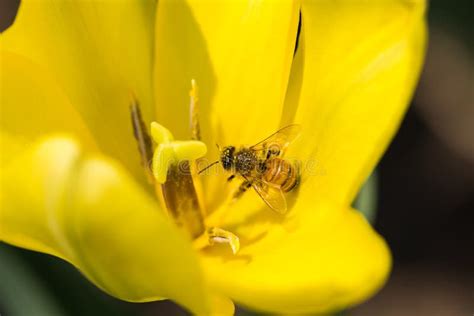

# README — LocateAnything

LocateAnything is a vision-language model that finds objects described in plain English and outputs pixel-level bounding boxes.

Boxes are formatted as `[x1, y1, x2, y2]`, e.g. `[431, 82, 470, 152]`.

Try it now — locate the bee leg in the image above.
[130, 97, 154, 183]
[189, 79, 201, 140]
[294, 160, 302, 188]
[227, 174, 235, 182]
[233, 180, 253, 200]
[193, 227, 240, 254]
[266, 147, 280, 159]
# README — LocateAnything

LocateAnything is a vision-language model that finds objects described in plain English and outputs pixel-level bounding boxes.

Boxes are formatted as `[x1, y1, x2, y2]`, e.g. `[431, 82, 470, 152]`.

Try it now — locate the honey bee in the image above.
[200, 125, 301, 214]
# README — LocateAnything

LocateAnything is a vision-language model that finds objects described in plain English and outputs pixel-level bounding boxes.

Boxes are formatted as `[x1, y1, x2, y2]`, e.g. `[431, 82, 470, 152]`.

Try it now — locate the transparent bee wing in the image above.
[250, 124, 301, 156]
[251, 178, 288, 214]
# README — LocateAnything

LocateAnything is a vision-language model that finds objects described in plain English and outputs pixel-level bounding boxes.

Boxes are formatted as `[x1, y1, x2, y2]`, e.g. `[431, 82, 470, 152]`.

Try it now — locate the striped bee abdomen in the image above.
[263, 158, 298, 192]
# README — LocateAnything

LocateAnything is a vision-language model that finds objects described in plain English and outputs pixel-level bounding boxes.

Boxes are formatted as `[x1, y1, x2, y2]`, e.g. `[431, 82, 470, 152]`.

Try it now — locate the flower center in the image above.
[160, 161, 205, 238]
[130, 81, 240, 254]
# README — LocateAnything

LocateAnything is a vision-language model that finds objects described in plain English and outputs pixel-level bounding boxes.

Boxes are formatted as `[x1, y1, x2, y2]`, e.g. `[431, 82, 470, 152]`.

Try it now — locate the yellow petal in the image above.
[202, 201, 391, 314]
[201, 3, 425, 311]
[209, 294, 235, 316]
[154, 0, 300, 208]
[154, 0, 300, 144]
[0, 51, 96, 168]
[285, 0, 427, 207]
[1, 0, 156, 181]
[0, 137, 210, 315]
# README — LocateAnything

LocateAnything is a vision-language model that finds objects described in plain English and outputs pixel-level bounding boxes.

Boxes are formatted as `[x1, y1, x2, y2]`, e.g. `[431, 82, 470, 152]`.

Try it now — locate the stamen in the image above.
[189, 79, 200, 140]
[130, 97, 154, 183]
[147, 81, 241, 254]
[194, 227, 240, 255]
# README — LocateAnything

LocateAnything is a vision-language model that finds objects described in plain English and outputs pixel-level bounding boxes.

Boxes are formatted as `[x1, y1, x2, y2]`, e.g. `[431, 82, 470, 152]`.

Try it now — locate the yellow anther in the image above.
[189, 79, 200, 140]
[190, 79, 199, 102]
[150, 122, 207, 184]
[194, 227, 240, 254]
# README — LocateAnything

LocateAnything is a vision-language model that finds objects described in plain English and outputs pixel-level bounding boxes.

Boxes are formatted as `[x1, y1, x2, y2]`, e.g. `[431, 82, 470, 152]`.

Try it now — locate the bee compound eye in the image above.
[220, 151, 232, 170]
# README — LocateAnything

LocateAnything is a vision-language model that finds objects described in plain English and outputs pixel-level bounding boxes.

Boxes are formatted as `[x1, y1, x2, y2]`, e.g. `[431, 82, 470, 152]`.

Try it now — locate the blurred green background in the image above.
[1, 0, 473, 315]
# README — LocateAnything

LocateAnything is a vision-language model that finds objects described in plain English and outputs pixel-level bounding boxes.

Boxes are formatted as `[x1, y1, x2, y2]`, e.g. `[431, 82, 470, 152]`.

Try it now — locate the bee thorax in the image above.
[235, 149, 257, 175]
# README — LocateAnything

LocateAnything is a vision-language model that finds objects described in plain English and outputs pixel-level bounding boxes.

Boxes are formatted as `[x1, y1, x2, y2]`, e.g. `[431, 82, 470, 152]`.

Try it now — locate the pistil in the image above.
[150, 122, 240, 254]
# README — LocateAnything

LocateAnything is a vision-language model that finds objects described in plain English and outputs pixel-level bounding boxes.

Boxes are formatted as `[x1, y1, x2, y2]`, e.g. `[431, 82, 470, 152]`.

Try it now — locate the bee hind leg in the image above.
[232, 180, 252, 201]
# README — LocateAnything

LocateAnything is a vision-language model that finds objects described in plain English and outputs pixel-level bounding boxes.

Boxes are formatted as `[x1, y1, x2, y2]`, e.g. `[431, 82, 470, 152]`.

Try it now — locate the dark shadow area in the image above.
[0, 0, 20, 33]
[351, 0, 474, 314]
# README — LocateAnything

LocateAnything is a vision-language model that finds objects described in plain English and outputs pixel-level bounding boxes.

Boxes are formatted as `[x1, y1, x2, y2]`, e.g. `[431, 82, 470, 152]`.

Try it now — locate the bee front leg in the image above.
[266, 146, 280, 159]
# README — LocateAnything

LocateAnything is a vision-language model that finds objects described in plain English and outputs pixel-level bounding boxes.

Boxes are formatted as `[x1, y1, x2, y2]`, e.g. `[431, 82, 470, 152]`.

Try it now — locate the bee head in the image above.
[220, 146, 235, 170]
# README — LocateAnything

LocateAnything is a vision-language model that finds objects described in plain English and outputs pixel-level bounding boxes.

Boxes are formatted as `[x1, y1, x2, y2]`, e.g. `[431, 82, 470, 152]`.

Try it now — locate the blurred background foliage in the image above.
[1, 0, 473, 315]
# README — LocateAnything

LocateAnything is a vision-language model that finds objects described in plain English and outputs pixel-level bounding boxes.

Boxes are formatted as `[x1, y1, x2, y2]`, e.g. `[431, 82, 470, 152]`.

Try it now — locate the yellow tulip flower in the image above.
[0, 0, 426, 314]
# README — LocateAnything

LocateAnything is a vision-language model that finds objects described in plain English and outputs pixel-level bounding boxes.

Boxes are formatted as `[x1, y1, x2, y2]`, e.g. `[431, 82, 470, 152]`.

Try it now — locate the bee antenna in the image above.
[198, 160, 220, 175]
[215, 143, 221, 150]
